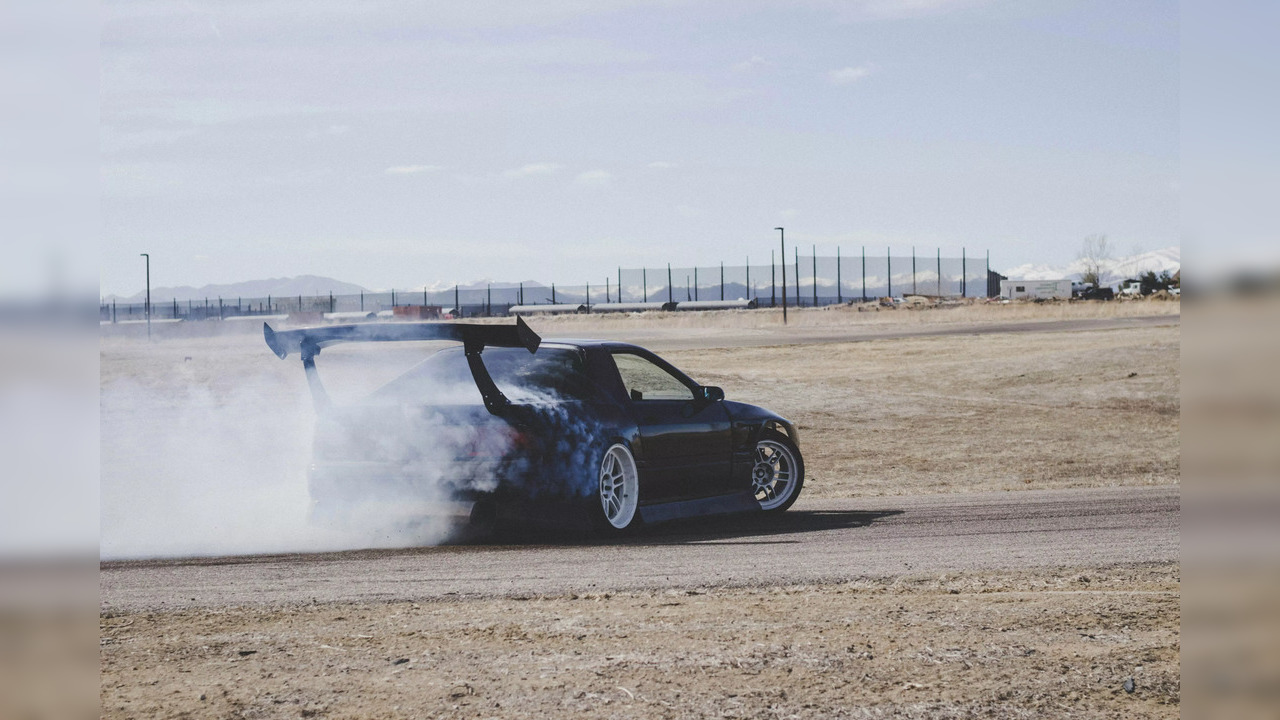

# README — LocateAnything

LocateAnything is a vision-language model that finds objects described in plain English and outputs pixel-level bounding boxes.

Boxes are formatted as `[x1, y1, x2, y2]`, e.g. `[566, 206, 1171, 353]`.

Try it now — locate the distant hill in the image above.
[1001, 247, 1180, 285]
[105, 275, 370, 303]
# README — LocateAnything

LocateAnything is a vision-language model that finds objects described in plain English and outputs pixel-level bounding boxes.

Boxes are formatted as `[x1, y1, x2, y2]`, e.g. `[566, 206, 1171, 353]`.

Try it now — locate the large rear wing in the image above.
[264, 316, 540, 360]
[263, 318, 542, 414]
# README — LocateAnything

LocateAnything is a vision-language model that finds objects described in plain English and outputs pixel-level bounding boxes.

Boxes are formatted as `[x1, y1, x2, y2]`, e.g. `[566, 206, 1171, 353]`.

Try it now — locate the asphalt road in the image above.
[100, 485, 1179, 613]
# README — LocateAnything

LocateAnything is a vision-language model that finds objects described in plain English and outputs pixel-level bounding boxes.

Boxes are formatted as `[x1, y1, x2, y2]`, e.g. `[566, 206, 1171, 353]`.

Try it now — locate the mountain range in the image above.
[1000, 247, 1179, 284]
[104, 275, 372, 303]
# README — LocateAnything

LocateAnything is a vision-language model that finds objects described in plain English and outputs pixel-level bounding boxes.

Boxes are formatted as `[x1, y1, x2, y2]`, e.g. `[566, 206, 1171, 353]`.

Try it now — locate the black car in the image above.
[264, 318, 804, 534]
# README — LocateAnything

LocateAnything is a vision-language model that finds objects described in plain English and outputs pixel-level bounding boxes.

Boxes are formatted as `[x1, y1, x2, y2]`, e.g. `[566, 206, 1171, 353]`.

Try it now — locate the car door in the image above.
[610, 350, 732, 502]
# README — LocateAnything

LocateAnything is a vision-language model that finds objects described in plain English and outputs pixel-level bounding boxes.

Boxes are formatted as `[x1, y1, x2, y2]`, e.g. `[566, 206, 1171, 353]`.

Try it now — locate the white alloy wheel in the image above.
[752, 438, 800, 510]
[598, 443, 639, 530]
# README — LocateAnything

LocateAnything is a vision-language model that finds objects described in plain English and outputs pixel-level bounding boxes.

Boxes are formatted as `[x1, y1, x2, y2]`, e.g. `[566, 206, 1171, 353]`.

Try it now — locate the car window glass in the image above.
[612, 352, 694, 401]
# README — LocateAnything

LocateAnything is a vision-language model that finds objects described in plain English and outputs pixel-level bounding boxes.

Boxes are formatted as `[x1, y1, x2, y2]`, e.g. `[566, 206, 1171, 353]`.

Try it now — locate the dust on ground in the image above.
[101, 563, 1179, 719]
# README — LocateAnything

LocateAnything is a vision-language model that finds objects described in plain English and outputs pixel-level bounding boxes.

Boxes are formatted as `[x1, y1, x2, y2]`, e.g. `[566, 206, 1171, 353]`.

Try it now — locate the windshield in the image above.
[368, 346, 593, 405]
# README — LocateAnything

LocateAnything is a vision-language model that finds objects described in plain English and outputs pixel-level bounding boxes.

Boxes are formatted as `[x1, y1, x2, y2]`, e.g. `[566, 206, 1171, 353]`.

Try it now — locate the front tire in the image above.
[752, 431, 805, 512]
[595, 442, 640, 533]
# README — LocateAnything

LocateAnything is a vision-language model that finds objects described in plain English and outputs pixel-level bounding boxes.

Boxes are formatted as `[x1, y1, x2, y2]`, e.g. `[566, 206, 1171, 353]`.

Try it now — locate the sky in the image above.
[99, 0, 1180, 296]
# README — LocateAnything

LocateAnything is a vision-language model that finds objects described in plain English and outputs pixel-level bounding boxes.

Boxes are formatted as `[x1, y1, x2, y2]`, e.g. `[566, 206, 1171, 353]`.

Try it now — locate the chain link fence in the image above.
[101, 250, 991, 321]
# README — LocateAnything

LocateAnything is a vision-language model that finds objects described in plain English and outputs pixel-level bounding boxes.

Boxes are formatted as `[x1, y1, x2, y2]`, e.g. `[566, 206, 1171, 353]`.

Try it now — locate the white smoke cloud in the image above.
[100, 337, 606, 560]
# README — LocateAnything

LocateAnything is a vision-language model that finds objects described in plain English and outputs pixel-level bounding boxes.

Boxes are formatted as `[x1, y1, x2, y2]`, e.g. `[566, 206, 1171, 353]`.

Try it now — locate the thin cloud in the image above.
[502, 162, 562, 179]
[733, 55, 769, 72]
[385, 164, 443, 174]
[647, 161, 677, 169]
[575, 170, 613, 186]
[829, 65, 876, 85]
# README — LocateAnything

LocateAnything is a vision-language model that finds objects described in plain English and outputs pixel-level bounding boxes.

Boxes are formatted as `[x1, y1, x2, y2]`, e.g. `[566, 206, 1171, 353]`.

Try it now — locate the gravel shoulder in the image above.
[101, 563, 1180, 720]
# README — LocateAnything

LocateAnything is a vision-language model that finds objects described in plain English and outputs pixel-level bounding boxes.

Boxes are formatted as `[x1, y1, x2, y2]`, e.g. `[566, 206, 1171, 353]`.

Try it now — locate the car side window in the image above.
[612, 352, 695, 401]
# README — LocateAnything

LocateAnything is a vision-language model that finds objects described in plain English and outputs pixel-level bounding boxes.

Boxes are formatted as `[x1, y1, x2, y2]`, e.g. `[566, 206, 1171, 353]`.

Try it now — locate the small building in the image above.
[987, 270, 1007, 298]
[392, 304, 442, 319]
[1000, 278, 1072, 300]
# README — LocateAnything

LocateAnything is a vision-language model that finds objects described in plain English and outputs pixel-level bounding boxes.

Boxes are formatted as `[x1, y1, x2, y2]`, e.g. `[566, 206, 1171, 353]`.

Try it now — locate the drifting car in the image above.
[264, 318, 804, 534]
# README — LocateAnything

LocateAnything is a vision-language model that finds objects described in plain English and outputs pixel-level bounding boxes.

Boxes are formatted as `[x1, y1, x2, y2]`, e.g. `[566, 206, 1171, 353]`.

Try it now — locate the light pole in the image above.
[140, 253, 151, 340]
[775, 227, 786, 324]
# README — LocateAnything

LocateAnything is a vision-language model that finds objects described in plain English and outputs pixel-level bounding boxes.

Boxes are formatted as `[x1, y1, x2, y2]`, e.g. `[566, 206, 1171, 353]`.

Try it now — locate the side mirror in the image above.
[701, 385, 725, 402]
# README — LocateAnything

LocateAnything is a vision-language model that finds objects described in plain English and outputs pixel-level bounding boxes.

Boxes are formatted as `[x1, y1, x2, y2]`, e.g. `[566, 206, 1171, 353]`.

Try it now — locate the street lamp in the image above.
[140, 253, 151, 340]
[775, 228, 786, 324]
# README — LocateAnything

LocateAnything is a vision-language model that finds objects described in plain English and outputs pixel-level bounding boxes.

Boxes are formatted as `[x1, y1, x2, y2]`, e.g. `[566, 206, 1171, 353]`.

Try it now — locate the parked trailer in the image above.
[1000, 278, 1072, 300]
[589, 302, 678, 313]
[508, 304, 588, 315]
[672, 299, 758, 311]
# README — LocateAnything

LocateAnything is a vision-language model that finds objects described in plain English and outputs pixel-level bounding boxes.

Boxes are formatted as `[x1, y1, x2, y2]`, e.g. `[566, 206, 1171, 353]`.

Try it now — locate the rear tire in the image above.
[752, 431, 805, 513]
[593, 442, 640, 534]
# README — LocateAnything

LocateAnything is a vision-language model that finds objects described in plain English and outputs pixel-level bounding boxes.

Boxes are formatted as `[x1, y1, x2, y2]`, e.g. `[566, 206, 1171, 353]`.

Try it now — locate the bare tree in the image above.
[1078, 234, 1111, 286]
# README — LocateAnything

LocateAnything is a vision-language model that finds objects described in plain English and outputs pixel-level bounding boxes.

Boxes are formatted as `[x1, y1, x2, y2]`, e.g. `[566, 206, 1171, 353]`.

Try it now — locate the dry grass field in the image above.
[671, 325, 1179, 497]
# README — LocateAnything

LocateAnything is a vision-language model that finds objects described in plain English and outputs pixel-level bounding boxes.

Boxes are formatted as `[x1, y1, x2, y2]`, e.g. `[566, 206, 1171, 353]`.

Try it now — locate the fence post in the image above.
[552, 283, 557, 304]
[219, 297, 223, 320]
[812, 246, 817, 306]
[605, 278, 609, 304]
[938, 248, 942, 296]
[586, 282, 591, 310]
[519, 283, 524, 305]
[693, 268, 698, 301]
[454, 285, 459, 316]
[986, 249, 991, 298]
[912, 247, 917, 296]
[112, 300, 116, 323]
[667, 264, 673, 303]
[267, 295, 271, 314]
[618, 268, 622, 303]
[837, 247, 842, 303]
[720, 262, 724, 301]
[643, 270, 647, 302]
[887, 248, 892, 298]
[487, 284, 491, 315]
[745, 258, 750, 301]
[962, 247, 967, 298]
[771, 250, 776, 307]
[173, 299, 178, 318]
[861, 247, 866, 301]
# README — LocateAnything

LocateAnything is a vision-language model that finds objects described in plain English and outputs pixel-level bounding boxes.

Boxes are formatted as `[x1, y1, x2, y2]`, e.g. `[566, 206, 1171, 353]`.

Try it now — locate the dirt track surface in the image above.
[101, 486, 1177, 613]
